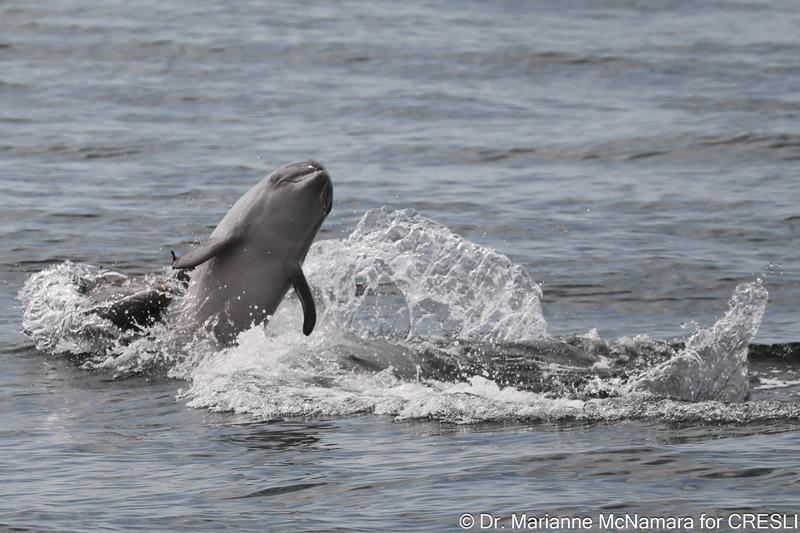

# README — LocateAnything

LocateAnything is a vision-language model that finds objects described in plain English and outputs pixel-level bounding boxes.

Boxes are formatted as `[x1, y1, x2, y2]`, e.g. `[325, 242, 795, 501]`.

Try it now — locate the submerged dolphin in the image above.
[172, 160, 333, 343]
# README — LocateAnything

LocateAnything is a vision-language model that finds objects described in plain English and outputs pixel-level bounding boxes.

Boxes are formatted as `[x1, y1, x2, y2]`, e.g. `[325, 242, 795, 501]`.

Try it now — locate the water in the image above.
[2, 0, 800, 530]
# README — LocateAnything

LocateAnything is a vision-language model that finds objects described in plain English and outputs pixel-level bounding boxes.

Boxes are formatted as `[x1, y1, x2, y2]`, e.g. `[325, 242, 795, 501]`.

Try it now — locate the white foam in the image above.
[755, 377, 800, 391]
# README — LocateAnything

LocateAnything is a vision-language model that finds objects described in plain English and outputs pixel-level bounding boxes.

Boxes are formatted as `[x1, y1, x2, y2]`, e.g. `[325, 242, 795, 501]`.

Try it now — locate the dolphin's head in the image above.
[261, 160, 333, 239]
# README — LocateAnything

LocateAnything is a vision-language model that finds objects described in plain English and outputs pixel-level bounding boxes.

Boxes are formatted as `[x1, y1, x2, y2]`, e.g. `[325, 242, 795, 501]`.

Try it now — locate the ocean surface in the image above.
[2, 0, 800, 531]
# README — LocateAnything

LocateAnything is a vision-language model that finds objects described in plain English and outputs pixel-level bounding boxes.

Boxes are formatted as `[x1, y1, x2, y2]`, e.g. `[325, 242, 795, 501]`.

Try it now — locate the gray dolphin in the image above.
[172, 160, 333, 343]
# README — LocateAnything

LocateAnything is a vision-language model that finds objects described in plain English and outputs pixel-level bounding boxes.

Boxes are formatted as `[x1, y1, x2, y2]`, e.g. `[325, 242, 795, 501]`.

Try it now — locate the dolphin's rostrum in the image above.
[173, 160, 333, 344]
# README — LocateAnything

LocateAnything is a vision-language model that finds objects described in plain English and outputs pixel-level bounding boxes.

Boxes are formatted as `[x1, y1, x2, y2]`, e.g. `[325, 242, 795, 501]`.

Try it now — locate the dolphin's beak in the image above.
[283, 160, 332, 215]
[303, 161, 332, 216]
[321, 175, 333, 216]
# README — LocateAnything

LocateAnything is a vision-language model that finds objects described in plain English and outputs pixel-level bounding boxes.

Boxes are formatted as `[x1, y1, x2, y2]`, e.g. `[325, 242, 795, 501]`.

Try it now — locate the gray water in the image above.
[2, 0, 800, 531]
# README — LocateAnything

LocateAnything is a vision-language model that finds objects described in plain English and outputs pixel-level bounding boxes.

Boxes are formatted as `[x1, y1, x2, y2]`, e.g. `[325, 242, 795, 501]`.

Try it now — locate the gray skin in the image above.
[172, 160, 333, 344]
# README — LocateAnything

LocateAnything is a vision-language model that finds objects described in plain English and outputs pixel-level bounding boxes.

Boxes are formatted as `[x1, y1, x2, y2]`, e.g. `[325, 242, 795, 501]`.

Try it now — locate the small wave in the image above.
[368, 132, 800, 166]
[0, 81, 26, 91]
[47, 212, 102, 219]
[231, 482, 328, 499]
[754, 377, 800, 391]
[674, 96, 800, 114]
[512, 133, 800, 163]
[0, 143, 145, 160]
[437, 48, 637, 72]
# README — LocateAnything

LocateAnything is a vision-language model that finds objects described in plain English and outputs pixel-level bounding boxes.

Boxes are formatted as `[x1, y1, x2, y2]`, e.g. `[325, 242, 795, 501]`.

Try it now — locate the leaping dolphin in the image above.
[172, 160, 333, 343]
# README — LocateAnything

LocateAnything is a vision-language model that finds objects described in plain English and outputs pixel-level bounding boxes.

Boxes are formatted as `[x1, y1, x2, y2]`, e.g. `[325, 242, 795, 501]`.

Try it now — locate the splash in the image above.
[17, 209, 790, 424]
[628, 280, 768, 401]
[180, 280, 780, 425]
[305, 207, 548, 342]
[17, 261, 189, 374]
[18, 262, 136, 355]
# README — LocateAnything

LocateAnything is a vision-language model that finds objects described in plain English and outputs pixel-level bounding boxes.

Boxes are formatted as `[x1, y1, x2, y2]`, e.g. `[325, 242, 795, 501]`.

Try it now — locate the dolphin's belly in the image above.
[187, 254, 291, 342]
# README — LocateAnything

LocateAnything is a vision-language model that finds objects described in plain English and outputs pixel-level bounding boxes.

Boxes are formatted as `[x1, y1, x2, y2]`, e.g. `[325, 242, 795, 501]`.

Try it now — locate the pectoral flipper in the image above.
[290, 265, 316, 336]
[172, 234, 239, 269]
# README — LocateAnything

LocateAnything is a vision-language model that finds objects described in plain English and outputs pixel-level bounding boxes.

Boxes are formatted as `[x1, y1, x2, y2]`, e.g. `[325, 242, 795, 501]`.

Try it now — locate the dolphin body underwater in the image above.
[94, 160, 333, 344]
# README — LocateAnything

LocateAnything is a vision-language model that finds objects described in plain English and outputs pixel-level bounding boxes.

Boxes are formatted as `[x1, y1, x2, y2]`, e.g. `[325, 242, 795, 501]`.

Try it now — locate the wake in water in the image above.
[18, 208, 796, 424]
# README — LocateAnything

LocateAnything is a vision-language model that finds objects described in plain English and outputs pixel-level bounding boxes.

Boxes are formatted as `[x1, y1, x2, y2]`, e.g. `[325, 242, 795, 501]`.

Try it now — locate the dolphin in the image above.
[172, 160, 333, 343]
